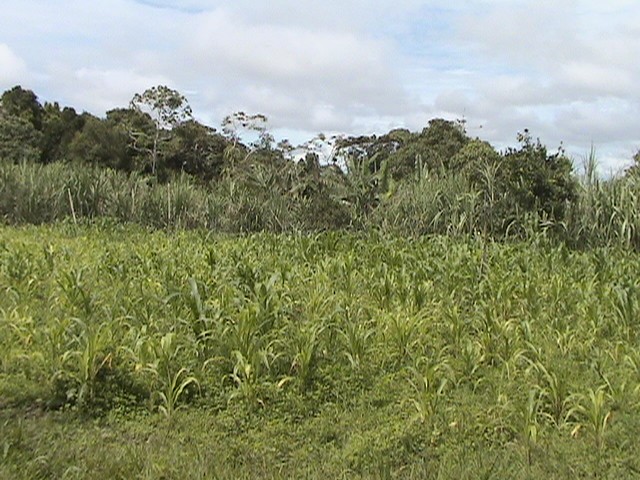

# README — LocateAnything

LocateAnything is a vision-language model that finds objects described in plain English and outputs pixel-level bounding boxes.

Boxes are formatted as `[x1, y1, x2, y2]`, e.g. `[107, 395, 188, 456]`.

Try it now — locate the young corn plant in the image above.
[183, 277, 225, 360]
[612, 282, 639, 341]
[572, 386, 612, 451]
[594, 357, 633, 413]
[221, 306, 270, 364]
[455, 338, 485, 389]
[441, 301, 468, 351]
[338, 308, 375, 370]
[527, 360, 577, 429]
[410, 280, 431, 313]
[60, 317, 114, 407]
[624, 350, 640, 406]
[156, 366, 199, 419]
[383, 313, 421, 368]
[146, 332, 199, 419]
[373, 264, 396, 311]
[56, 267, 96, 319]
[554, 327, 579, 357]
[227, 348, 275, 408]
[1, 307, 33, 356]
[251, 272, 284, 334]
[289, 323, 324, 391]
[407, 355, 450, 424]
[520, 389, 541, 467]
[185, 277, 211, 343]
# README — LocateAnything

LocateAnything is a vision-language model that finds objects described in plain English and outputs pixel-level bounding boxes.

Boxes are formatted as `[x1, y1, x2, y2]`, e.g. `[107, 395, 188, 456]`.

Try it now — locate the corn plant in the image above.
[40, 317, 72, 384]
[612, 282, 639, 341]
[520, 389, 541, 467]
[60, 317, 113, 406]
[227, 349, 273, 407]
[338, 307, 374, 370]
[383, 313, 421, 367]
[595, 357, 632, 413]
[251, 272, 284, 334]
[288, 323, 324, 391]
[527, 360, 576, 429]
[440, 300, 469, 351]
[553, 328, 579, 357]
[455, 339, 485, 389]
[0, 243, 35, 283]
[572, 386, 612, 450]
[373, 264, 397, 310]
[145, 332, 199, 418]
[624, 349, 640, 398]
[56, 267, 96, 319]
[185, 277, 210, 341]
[221, 306, 271, 365]
[408, 355, 450, 424]
[156, 366, 199, 419]
[183, 277, 226, 359]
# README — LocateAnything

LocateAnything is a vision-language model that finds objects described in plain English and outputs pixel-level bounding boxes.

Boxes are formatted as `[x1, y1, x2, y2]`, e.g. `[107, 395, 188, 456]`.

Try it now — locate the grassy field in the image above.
[1, 223, 640, 478]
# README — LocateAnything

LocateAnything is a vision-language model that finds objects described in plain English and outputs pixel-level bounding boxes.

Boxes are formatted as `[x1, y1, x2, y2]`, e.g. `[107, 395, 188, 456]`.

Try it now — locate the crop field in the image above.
[1, 223, 640, 479]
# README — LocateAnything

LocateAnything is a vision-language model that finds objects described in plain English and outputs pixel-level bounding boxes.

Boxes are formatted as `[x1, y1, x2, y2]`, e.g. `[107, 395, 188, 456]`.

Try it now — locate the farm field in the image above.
[1, 223, 640, 479]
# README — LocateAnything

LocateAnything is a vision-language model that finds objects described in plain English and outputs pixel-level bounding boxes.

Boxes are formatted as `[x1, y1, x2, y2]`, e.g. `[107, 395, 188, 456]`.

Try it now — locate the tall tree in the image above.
[0, 109, 43, 163]
[129, 85, 193, 175]
[221, 112, 273, 166]
[40, 102, 85, 163]
[0, 86, 44, 130]
[500, 130, 577, 222]
[68, 115, 133, 170]
[165, 120, 227, 181]
[387, 119, 468, 180]
[625, 150, 640, 178]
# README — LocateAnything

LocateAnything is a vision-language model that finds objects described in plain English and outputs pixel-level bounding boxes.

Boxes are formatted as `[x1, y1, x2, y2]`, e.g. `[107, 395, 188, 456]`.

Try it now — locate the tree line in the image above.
[1, 84, 639, 245]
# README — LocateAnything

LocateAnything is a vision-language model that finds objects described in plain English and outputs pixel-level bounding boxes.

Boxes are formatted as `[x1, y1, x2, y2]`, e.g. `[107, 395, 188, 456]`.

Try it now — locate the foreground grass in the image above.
[1, 223, 640, 478]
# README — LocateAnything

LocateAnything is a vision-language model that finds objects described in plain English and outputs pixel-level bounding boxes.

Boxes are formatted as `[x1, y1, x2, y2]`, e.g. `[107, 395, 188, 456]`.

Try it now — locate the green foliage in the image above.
[40, 103, 85, 163]
[561, 169, 640, 250]
[387, 118, 469, 180]
[372, 171, 480, 236]
[0, 226, 640, 477]
[0, 85, 44, 130]
[624, 149, 640, 177]
[68, 116, 133, 170]
[129, 85, 194, 175]
[4, 84, 640, 478]
[165, 120, 226, 181]
[0, 112, 43, 163]
[2, 85, 640, 251]
[499, 131, 577, 226]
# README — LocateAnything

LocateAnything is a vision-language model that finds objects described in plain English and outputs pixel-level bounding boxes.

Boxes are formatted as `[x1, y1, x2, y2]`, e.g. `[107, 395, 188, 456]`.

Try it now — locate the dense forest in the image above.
[1, 84, 639, 248]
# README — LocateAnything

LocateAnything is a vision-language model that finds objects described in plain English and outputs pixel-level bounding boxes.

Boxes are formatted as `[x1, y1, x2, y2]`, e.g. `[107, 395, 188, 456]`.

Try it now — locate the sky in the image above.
[1, 0, 639, 174]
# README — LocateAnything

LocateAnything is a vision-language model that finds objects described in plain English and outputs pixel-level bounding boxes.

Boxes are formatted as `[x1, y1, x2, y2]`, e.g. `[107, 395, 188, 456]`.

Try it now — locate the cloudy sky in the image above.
[1, 0, 638, 173]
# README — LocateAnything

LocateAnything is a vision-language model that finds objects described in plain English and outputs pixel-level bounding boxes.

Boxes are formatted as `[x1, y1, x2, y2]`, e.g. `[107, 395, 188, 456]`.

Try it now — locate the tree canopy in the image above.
[0, 83, 606, 237]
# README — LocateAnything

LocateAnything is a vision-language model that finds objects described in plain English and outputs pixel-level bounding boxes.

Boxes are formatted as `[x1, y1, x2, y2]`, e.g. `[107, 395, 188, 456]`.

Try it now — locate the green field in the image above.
[1, 224, 640, 478]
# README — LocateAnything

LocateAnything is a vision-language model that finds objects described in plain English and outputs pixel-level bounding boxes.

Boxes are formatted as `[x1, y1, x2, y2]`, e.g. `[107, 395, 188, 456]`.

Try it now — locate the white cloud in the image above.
[0, 0, 638, 171]
[0, 44, 27, 87]
[67, 68, 171, 112]
[435, 0, 640, 170]
[558, 63, 635, 98]
[179, 8, 412, 131]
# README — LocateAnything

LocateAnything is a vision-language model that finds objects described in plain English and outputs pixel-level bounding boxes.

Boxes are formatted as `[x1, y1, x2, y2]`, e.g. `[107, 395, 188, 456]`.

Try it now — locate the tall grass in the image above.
[371, 171, 482, 237]
[2, 159, 640, 249]
[0, 162, 308, 231]
[559, 149, 640, 250]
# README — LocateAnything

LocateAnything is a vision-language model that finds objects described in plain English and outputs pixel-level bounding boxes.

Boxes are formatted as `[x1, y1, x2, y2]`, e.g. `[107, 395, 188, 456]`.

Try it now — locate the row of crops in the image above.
[1, 224, 640, 477]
